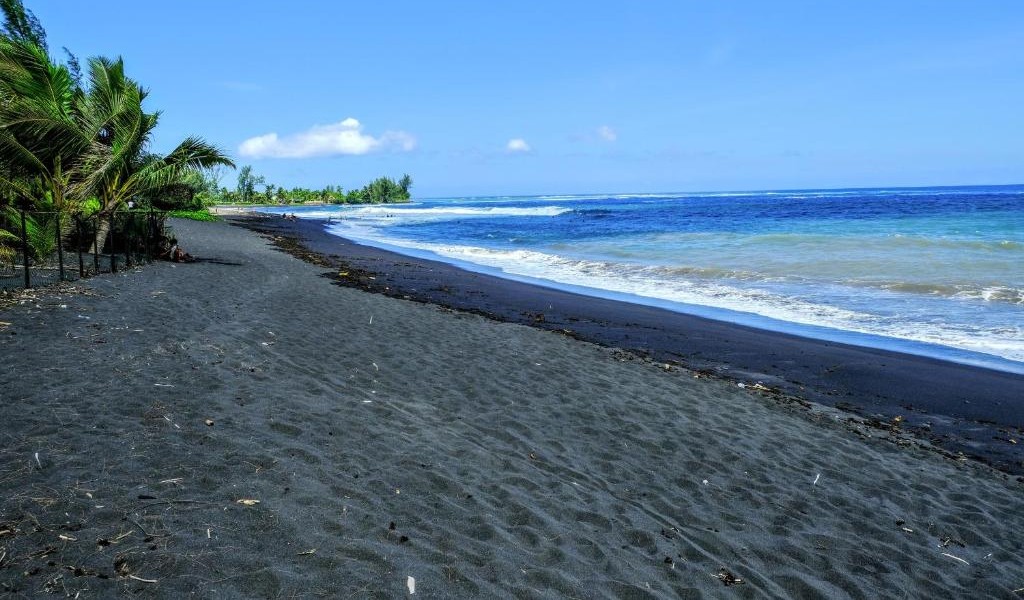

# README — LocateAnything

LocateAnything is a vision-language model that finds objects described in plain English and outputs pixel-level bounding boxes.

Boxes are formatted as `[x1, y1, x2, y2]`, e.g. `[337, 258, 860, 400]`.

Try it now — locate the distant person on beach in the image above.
[158, 236, 194, 263]
[169, 238, 194, 262]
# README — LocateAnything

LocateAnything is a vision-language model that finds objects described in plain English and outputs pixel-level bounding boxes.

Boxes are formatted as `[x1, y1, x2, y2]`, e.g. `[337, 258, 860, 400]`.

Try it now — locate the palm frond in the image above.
[0, 226, 19, 263]
[116, 137, 233, 205]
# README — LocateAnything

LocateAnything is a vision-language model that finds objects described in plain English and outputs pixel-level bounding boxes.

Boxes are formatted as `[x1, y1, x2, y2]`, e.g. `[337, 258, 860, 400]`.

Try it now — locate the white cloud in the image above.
[597, 125, 617, 142]
[506, 138, 531, 153]
[238, 118, 416, 159]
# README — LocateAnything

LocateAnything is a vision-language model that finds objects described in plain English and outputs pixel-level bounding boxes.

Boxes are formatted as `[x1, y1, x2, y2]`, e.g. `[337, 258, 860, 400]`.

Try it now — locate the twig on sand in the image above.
[97, 531, 133, 547]
[140, 499, 211, 509]
[942, 552, 970, 566]
[34, 452, 42, 468]
[128, 518, 169, 538]
[128, 574, 158, 583]
[297, 548, 316, 556]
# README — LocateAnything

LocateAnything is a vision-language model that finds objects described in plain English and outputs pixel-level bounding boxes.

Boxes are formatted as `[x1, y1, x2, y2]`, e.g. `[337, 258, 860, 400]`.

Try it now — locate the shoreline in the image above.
[231, 214, 1024, 474]
[319, 230, 1024, 376]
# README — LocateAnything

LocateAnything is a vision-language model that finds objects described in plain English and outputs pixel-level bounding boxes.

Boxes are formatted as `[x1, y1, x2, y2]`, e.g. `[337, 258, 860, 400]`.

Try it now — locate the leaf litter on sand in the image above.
[715, 568, 744, 586]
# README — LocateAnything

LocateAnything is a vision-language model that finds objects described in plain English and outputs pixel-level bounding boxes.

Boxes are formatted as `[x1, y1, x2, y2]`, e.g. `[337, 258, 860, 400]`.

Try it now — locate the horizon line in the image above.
[416, 181, 1024, 201]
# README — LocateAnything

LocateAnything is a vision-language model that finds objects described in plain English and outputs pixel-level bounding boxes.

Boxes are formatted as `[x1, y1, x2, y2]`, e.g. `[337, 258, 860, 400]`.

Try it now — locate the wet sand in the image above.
[1, 217, 1023, 598]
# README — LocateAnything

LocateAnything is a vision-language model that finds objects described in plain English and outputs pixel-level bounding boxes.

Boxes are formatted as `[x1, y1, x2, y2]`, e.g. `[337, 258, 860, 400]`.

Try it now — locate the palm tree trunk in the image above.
[89, 215, 111, 255]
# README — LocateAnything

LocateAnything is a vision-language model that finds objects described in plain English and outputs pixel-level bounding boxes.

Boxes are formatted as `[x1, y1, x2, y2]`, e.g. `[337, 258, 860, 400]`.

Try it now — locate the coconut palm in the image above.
[76, 56, 235, 210]
[69, 56, 233, 248]
[0, 41, 234, 255]
[0, 37, 85, 212]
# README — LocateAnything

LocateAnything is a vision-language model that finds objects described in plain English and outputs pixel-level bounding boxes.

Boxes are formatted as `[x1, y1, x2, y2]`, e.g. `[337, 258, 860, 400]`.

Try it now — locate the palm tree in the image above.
[0, 37, 85, 212]
[0, 39, 233, 234]
[0, 3, 235, 263]
[72, 56, 234, 248]
[76, 56, 236, 210]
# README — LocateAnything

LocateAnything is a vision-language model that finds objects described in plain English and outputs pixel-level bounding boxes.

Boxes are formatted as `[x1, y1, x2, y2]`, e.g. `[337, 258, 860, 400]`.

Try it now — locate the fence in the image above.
[0, 209, 169, 291]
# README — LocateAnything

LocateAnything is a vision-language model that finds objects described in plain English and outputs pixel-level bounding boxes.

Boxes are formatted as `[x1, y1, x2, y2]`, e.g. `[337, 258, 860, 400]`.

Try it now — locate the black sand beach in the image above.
[239, 215, 1024, 474]
[2, 217, 1023, 598]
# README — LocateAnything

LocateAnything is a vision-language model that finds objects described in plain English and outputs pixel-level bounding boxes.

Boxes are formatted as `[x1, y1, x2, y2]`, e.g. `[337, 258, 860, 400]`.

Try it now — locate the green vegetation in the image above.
[0, 0, 233, 259]
[0, 1, 413, 265]
[200, 166, 413, 206]
[347, 174, 413, 204]
[1, 204, 58, 261]
[168, 208, 220, 222]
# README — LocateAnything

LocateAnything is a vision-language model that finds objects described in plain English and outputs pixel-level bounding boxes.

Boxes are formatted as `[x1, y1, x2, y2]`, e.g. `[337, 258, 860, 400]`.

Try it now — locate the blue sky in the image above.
[34, 1, 1024, 197]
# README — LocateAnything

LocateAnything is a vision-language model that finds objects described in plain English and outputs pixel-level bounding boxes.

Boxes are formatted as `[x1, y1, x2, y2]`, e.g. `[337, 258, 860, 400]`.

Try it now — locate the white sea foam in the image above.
[321, 226, 1024, 362]
[344, 205, 572, 219]
[259, 204, 572, 223]
[323, 233, 1024, 364]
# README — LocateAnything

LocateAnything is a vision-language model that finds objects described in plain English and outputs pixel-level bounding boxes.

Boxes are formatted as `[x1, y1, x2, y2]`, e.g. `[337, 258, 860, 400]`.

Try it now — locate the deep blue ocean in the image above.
[263, 185, 1024, 372]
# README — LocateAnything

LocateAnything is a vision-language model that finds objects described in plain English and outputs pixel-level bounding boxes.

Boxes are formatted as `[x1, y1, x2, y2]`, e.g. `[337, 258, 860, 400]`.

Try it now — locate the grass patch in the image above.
[168, 208, 220, 222]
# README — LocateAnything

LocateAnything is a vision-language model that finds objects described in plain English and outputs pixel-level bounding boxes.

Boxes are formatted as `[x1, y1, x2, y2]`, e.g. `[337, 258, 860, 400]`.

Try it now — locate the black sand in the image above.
[1, 218, 1023, 598]
[236, 215, 1024, 474]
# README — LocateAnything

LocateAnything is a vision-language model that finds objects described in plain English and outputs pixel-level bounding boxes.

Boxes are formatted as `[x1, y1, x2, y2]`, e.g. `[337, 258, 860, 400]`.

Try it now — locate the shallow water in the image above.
[262, 185, 1024, 371]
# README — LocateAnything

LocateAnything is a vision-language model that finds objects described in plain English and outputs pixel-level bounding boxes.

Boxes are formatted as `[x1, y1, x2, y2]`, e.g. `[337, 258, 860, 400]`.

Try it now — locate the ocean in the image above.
[261, 185, 1024, 373]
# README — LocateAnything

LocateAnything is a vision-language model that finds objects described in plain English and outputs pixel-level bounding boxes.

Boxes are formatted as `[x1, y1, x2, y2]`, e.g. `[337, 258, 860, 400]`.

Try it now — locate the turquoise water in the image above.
[264, 185, 1024, 372]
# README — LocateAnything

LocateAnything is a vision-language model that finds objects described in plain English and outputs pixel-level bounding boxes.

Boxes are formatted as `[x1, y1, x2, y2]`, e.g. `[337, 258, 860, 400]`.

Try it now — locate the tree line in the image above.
[217, 166, 412, 205]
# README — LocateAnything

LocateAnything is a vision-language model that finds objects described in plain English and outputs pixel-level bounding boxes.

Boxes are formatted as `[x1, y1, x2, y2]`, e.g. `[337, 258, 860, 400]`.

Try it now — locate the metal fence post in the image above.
[146, 210, 154, 262]
[20, 208, 30, 288]
[125, 213, 133, 269]
[55, 211, 65, 282]
[109, 214, 117, 273]
[76, 216, 85, 278]
[92, 215, 99, 272]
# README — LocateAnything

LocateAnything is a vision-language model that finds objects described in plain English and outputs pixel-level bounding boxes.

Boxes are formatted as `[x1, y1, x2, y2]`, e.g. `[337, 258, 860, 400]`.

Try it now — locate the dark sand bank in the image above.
[1, 218, 1023, 598]
[234, 215, 1024, 474]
